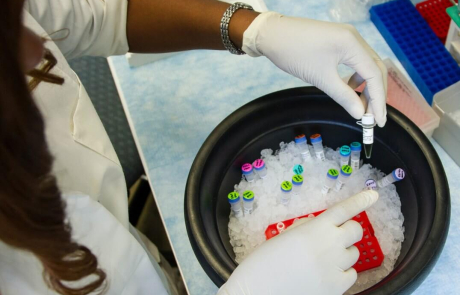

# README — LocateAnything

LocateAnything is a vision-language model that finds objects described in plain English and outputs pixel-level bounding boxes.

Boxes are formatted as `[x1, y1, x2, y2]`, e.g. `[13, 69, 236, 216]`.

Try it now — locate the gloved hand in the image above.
[242, 12, 387, 127]
[217, 190, 379, 295]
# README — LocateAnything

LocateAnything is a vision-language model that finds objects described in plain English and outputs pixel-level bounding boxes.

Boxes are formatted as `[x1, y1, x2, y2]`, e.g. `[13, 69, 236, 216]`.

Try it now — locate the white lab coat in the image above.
[0, 1, 170, 294]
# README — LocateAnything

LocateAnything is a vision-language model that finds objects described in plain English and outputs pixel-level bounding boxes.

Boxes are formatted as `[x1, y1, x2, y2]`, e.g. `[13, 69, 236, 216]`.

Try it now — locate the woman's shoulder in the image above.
[62, 191, 171, 294]
[0, 192, 168, 294]
[62, 191, 127, 246]
[0, 239, 55, 294]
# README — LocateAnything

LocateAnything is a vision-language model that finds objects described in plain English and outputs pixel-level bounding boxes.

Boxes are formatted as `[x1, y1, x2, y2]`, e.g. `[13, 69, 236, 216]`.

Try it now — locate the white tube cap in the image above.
[362, 113, 375, 125]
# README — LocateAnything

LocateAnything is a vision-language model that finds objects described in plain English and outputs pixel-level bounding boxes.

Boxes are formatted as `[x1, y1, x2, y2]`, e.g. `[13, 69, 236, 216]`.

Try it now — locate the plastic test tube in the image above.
[361, 113, 375, 159]
[241, 163, 255, 182]
[334, 165, 353, 192]
[253, 159, 268, 178]
[340, 145, 351, 167]
[350, 142, 362, 171]
[228, 192, 242, 216]
[310, 134, 325, 161]
[242, 190, 255, 215]
[280, 181, 293, 205]
[292, 174, 304, 195]
[293, 164, 304, 175]
[322, 168, 339, 195]
[295, 134, 311, 161]
[377, 168, 405, 188]
[365, 179, 377, 190]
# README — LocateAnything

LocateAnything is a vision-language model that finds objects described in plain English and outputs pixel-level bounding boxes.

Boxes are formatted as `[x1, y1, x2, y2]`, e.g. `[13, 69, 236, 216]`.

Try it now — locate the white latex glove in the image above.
[217, 190, 379, 295]
[242, 12, 388, 127]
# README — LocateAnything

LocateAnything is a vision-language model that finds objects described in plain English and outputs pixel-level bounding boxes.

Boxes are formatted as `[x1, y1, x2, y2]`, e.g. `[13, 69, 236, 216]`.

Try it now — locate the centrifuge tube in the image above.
[322, 168, 339, 195]
[292, 174, 304, 195]
[242, 190, 255, 215]
[228, 192, 242, 216]
[310, 134, 325, 161]
[365, 179, 377, 190]
[357, 113, 375, 159]
[253, 159, 268, 178]
[293, 164, 304, 175]
[280, 181, 293, 205]
[350, 142, 362, 171]
[295, 134, 311, 161]
[241, 163, 255, 182]
[340, 145, 351, 167]
[334, 165, 353, 192]
[377, 168, 405, 188]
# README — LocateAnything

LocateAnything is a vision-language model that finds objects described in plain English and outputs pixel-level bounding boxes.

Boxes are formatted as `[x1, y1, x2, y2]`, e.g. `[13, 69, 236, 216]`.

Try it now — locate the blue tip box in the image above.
[370, 0, 460, 105]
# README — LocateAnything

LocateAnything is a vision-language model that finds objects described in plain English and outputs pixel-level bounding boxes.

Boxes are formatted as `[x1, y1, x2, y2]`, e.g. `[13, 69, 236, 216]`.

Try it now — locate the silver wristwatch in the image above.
[220, 2, 254, 55]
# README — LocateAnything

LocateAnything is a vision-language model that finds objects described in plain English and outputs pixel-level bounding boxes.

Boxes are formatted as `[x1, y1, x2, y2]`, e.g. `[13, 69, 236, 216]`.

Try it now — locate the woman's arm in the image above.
[126, 0, 387, 126]
[25, 0, 387, 125]
[126, 0, 259, 53]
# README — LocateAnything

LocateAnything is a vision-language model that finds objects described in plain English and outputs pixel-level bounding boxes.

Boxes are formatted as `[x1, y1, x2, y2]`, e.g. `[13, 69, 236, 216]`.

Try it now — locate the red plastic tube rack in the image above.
[264, 210, 384, 272]
[416, 0, 458, 43]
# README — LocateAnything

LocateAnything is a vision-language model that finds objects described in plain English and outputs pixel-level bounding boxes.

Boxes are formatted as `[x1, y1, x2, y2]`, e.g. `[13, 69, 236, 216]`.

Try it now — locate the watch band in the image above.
[220, 2, 254, 55]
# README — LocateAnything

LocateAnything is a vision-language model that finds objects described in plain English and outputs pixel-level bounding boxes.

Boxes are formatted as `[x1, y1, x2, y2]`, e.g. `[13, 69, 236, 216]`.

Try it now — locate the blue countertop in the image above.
[108, 0, 459, 294]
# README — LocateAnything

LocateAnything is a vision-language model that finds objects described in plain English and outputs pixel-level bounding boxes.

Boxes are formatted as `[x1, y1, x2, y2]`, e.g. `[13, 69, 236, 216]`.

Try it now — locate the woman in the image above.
[1, 0, 383, 294]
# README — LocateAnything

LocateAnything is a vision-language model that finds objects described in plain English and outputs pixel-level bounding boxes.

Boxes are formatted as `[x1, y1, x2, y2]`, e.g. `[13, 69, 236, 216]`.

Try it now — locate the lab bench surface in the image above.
[108, 1, 459, 294]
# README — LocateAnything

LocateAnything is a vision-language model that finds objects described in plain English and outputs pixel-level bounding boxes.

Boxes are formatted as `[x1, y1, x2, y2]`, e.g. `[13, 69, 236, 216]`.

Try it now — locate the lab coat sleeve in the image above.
[24, 0, 129, 59]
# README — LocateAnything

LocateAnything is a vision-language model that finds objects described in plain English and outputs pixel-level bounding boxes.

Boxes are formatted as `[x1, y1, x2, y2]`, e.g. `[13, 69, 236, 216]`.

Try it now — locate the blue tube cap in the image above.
[228, 192, 240, 203]
[310, 134, 322, 143]
[281, 181, 293, 192]
[327, 169, 339, 179]
[350, 142, 362, 152]
[292, 174, 304, 185]
[243, 190, 255, 202]
[253, 159, 265, 171]
[293, 164, 304, 175]
[340, 145, 351, 156]
[392, 168, 405, 181]
[340, 165, 353, 176]
[241, 163, 253, 175]
[295, 134, 307, 144]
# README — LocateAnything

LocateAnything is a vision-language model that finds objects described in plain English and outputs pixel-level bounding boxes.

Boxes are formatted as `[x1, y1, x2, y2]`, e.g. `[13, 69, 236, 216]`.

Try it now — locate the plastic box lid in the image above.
[432, 81, 460, 166]
[432, 81, 460, 116]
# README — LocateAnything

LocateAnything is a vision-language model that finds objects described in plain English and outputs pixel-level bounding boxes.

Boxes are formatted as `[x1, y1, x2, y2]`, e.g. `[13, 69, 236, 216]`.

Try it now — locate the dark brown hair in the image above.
[0, 1, 107, 294]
